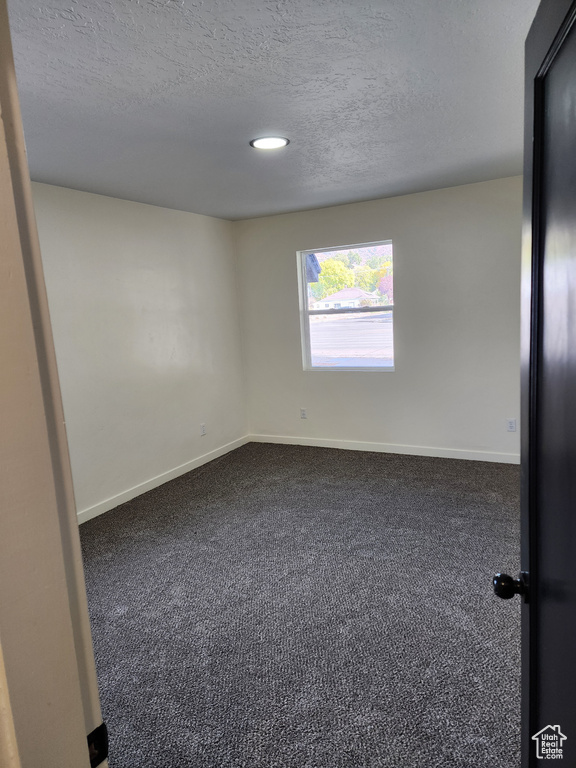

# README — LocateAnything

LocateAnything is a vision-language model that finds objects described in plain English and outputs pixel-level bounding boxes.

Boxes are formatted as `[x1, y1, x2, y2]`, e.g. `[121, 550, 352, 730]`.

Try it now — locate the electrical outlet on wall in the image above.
[200, 422, 207, 436]
[300, 408, 307, 419]
[506, 418, 517, 432]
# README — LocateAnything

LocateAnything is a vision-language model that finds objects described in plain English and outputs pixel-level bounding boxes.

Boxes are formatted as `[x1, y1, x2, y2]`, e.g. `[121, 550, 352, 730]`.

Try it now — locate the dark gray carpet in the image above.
[80, 443, 521, 768]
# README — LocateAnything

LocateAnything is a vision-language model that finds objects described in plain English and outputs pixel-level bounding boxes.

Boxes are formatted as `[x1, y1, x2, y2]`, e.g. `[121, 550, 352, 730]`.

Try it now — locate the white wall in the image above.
[32, 183, 247, 521]
[32, 177, 521, 526]
[236, 177, 522, 462]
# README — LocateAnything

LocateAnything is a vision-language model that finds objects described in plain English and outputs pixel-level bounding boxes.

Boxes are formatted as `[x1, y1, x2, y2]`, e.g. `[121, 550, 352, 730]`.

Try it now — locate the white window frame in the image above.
[297, 240, 395, 372]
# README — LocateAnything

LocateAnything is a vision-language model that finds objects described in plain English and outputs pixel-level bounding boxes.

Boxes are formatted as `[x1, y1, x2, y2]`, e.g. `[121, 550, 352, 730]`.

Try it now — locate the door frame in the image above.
[0, 0, 104, 764]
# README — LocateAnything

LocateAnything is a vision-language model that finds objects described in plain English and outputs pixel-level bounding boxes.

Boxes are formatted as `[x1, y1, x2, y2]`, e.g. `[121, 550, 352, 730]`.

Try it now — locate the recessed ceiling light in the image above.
[250, 137, 290, 150]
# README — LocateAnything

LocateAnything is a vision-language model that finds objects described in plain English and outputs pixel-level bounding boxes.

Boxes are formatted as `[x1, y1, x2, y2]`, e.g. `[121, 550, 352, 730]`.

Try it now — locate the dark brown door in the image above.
[521, 1, 576, 765]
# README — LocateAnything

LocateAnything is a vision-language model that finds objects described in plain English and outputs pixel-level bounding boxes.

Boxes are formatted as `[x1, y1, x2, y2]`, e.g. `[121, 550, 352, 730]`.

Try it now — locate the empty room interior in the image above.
[5, 0, 542, 766]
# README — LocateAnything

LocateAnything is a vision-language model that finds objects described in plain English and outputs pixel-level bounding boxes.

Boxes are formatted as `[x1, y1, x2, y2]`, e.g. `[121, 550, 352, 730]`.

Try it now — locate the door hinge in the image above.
[87, 722, 108, 767]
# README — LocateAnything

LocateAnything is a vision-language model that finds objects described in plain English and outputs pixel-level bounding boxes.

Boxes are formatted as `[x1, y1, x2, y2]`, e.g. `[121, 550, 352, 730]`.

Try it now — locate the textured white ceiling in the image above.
[8, 0, 539, 220]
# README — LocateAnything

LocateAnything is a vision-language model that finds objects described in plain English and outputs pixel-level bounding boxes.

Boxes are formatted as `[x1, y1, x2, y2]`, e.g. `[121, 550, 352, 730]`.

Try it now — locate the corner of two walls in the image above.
[34, 176, 522, 524]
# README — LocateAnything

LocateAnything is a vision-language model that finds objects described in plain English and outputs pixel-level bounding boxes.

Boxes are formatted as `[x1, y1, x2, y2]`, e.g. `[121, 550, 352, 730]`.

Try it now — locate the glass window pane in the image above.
[306, 242, 393, 310]
[309, 311, 394, 369]
[302, 241, 394, 370]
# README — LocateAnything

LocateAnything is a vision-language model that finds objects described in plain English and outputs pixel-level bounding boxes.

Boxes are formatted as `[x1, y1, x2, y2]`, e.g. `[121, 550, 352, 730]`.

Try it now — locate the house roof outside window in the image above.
[318, 287, 377, 303]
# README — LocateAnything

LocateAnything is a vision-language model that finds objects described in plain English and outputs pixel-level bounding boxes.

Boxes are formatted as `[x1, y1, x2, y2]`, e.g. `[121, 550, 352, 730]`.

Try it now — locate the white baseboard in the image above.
[248, 434, 520, 465]
[77, 436, 250, 524]
[77, 433, 519, 524]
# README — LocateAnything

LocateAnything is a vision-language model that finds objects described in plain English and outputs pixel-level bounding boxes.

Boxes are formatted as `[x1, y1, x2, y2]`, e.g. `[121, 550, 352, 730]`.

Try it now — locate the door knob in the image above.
[493, 572, 526, 600]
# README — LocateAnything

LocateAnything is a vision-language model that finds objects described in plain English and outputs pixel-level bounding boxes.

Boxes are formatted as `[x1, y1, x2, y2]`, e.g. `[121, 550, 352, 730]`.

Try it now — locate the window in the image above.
[298, 240, 394, 371]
